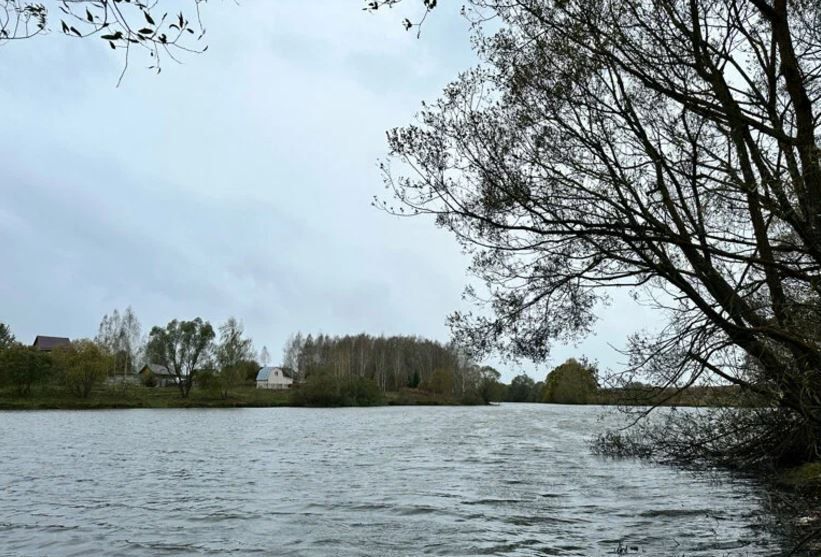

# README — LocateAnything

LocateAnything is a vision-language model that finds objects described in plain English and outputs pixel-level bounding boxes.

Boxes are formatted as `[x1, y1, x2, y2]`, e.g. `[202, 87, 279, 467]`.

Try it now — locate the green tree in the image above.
[214, 317, 254, 398]
[408, 369, 421, 389]
[147, 318, 215, 398]
[477, 366, 504, 403]
[0, 343, 51, 396]
[424, 368, 454, 397]
[542, 359, 599, 404]
[507, 374, 536, 402]
[0, 323, 15, 350]
[52, 340, 111, 398]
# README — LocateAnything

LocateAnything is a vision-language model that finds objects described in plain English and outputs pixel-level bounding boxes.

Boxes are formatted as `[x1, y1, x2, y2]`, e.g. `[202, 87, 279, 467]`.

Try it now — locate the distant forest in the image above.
[282, 333, 499, 397]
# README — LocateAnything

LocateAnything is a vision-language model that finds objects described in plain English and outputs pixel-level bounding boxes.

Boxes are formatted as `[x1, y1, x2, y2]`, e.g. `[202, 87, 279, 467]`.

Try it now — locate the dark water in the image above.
[0, 404, 785, 556]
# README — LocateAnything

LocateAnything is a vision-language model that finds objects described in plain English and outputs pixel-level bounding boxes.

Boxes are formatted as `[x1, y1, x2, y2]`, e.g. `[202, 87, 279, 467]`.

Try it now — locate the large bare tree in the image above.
[377, 0, 821, 466]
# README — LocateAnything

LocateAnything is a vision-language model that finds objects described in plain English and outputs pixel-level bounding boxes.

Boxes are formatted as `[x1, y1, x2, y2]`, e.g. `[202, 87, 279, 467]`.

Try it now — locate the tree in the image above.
[379, 0, 821, 467]
[424, 368, 454, 396]
[507, 374, 536, 403]
[214, 317, 254, 398]
[52, 340, 110, 398]
[0, 343, 51, 396]
[542, 358, 599, 404]
[146, 318, 215, 398]
[1, 1, 208, 84]
[95, 307, 141, 382]
[259, 345, 271, 367]
[477, 366, 505, 403]
[0, 322, 14, 349]
[282, 333, 304, 378]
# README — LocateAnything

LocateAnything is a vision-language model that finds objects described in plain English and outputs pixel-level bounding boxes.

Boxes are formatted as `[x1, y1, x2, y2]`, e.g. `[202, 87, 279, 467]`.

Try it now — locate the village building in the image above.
[138, 363, 178, 387]
[255, 366, 294, 390]
[32, 336, 71, 352]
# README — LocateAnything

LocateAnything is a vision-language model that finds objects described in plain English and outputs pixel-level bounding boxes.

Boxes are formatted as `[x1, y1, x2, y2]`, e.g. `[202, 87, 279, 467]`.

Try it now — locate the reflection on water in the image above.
[0, 404, 786, 555]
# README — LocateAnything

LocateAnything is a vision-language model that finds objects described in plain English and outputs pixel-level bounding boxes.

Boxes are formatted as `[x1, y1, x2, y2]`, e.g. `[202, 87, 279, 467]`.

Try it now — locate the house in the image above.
[32, 336, 71, 352]
[138, 363, 178, 387]
[256, 366, 294, 390]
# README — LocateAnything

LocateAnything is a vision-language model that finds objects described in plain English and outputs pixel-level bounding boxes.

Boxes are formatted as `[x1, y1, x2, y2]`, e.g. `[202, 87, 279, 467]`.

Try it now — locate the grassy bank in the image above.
[0, 385, 473, 410]
[594, 385, 762, 408]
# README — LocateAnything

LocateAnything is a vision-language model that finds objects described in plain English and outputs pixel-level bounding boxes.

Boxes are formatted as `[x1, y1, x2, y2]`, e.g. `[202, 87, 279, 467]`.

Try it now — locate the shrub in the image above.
[542, 359, 599, 404]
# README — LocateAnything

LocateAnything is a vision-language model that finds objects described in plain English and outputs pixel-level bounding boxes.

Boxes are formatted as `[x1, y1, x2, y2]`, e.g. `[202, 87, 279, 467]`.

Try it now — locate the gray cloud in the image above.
[0, 1, 662, 380]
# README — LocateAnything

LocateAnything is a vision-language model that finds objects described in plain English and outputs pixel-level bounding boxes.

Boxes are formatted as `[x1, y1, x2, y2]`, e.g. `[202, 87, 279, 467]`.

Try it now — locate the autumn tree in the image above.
[542, 359, 599, 404]
[378, 0, 821, 468]
[95, 307, 142, 381]
[0, 343, 52, 396]
[147, 318, 215, 398]
[507, 374, 536, 403]
[52, 340, 111, 398]
[214, 317, 254, 398]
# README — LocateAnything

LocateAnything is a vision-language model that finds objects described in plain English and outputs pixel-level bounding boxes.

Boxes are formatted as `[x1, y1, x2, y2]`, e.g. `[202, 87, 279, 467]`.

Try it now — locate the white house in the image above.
[255, 366, 294, 390]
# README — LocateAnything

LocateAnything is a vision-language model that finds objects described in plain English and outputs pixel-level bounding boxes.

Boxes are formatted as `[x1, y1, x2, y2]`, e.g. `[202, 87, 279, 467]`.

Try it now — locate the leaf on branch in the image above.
[144, 11, 155, 25]
[69, 26, 82, 37]
[60, 20, 69, 34]
[86, 8, 94, 23]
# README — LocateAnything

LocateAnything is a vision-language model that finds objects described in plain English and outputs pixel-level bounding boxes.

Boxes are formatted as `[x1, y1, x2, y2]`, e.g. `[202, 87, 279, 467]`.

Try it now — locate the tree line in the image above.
[0, 309, 268, 400]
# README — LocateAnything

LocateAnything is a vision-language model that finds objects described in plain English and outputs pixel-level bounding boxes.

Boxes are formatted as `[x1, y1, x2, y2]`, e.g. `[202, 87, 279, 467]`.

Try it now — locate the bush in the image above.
[542, 359, 599, 404]
[52, 340, 111, 398]
[0, 344, 52, 396]
[291, 373, 382, 407]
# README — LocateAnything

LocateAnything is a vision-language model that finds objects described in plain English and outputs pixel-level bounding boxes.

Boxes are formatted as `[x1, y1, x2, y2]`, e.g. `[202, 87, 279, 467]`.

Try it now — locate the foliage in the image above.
[214, 317, 254, 398]
[379, 0, 821, 468]
[0, 343, 52, 396]
[289, 332, 481, 396]
[0, 0, 208, 84]
[507, 374, 536, 402]
[290, 372, 382, 407]
[52, 339, 111, 398]
[95, 306, 142, 379]
[423, 368, 454, 396]
[146, 318, 215, 398]
[0, 322, 15, 349]
[408, 369, 421, 389]
[542, 359, 599, 404]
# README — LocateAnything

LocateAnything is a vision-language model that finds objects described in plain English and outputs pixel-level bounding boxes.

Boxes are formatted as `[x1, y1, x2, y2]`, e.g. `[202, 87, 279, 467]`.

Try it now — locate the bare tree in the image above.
[378, 0, 821, 466]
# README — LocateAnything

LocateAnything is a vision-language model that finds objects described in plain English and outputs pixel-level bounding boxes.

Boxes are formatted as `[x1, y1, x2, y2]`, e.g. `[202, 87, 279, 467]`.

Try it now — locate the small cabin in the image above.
[256, 366, 294, 390]
[32, 336, 71, 352]
[138, 363, 177, 387]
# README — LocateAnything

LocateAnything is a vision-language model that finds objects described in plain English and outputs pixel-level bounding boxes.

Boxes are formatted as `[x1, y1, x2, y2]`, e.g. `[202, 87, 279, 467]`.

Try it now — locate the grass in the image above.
[0, 384, 293, 410]
[594, 385, 763, 408]
[0, 384, 471, 410]
[777, 462, 821, 489]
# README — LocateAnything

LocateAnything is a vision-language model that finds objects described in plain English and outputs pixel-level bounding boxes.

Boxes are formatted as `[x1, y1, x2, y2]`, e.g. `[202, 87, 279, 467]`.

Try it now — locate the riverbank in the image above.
[0, 385, 475, 410]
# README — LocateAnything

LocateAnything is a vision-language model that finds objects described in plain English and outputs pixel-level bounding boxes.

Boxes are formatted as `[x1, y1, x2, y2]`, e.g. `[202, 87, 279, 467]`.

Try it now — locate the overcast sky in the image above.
[0, 1, 661, 381]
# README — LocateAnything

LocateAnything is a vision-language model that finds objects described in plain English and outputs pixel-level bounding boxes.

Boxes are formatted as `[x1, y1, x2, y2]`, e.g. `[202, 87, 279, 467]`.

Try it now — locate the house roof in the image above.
[256, 366, 294, 381]
[141, 363, 175, 377]
[32, 336, 71, 351]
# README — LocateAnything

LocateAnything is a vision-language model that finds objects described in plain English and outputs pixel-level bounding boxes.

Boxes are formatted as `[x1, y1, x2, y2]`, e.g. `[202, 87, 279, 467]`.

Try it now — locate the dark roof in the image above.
[140, 363, 175, 377]
[32, 336, 71, 351]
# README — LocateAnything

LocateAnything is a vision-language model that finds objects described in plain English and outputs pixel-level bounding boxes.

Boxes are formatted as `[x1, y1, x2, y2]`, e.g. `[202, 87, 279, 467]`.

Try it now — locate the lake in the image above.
[0, 404, 787, 556]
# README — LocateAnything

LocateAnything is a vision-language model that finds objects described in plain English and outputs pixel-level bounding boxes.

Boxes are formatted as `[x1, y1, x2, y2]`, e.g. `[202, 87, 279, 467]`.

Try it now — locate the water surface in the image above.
[0, 404, 783, 555]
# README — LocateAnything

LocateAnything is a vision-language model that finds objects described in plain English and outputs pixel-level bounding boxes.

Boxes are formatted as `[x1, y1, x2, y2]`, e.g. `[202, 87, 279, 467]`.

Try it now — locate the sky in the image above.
[0, 1, 661, 382]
